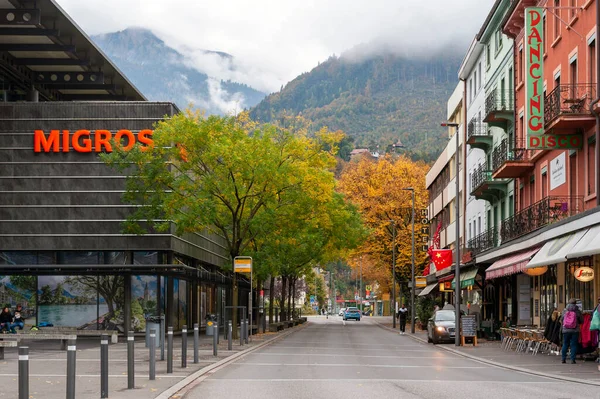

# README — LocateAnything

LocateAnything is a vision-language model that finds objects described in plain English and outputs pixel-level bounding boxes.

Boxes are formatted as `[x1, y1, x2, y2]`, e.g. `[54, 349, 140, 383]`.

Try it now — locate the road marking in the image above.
[233, 362, 488, 369]
[270, 347, 436, 352]
[206, 378, 565, 383]
[0, 374, 185, 378]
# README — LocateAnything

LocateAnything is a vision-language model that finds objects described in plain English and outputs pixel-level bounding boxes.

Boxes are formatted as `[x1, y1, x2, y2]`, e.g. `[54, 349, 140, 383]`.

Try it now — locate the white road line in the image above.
[232, 362, 488, 369]
[0, 374, 185, 378]
[248, 353, 458, 359]
[205, 378, 565, 383]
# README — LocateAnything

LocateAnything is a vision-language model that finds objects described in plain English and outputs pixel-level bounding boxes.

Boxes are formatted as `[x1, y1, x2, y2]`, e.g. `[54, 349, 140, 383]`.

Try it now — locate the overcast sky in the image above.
[56, 0, 496, 93]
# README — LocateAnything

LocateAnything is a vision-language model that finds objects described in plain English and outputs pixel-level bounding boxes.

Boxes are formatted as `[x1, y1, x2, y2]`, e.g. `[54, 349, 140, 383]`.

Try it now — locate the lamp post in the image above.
[441, 121, 461, 347]
[402, 187, 416, 334]
[391, 220, 397, 329]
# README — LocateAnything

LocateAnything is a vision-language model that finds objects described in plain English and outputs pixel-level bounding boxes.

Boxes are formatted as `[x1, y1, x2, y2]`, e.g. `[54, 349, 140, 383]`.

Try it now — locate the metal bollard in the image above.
[213, 322, 218, 357]
[149, 329, 156, 380]
[18, 346, 28, 399]
[245, 319, 249, 344]
[193, 323, 199, 364]
[127, 331, 134, 389]
[67, 339, 77, 399]
[239, 319, 244, 346]
[101, 334, 109, 398]
[160, 317, 165, 361]
[167, 327, 173, 374]
[181, 325, 187, 368]
[228, 321, 232, 351]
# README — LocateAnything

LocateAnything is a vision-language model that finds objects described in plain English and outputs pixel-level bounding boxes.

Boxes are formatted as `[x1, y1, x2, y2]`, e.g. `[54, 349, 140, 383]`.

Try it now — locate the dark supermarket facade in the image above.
[0, 0, 247, 334]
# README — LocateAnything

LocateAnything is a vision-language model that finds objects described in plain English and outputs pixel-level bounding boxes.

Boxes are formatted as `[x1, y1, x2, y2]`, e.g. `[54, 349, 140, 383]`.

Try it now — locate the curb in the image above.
[374, 320, 600, 387]
[156, 322, 309, 399]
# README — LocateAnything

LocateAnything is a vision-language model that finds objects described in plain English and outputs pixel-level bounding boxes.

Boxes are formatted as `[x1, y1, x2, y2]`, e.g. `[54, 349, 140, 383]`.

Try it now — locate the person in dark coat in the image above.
[397, 304, 408, 335]
[0, 306, 13, 333]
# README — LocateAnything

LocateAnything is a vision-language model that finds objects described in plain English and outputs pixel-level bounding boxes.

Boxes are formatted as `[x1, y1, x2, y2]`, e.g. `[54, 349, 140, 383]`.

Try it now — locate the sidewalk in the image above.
[371, 316, 600, 385]
[0, 323, 305, 399]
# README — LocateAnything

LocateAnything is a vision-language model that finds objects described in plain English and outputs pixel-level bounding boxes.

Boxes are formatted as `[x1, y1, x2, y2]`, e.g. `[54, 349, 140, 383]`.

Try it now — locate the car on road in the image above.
[427, 310, 456, 344]
[338, 308, 346, 316]
[343, 307, 361, 321]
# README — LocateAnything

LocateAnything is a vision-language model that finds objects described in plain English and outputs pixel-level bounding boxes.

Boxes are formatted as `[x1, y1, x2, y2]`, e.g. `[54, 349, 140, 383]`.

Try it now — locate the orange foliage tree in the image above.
[338, 154, 429, 296]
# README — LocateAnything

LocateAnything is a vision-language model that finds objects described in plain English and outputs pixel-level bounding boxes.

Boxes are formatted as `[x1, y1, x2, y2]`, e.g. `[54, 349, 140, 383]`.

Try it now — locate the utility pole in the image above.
[359, 256, 363, 313]
[392, 220, 397, 329]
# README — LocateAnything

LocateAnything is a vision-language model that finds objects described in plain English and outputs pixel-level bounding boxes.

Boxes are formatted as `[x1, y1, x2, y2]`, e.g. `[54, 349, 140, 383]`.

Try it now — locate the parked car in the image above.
[343, 308, 361, 321]
[427, 310, 456, 344]
[338, 308, 346, 316]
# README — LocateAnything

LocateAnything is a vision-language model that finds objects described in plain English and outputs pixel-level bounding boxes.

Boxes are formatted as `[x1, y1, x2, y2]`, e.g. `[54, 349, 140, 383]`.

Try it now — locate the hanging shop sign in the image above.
[34, 129, 154, 153]
[550, 152, 566, 190]
[573, 266, 594, 282]
[523, 265, 548, 276]
[524, 7, 582, 149]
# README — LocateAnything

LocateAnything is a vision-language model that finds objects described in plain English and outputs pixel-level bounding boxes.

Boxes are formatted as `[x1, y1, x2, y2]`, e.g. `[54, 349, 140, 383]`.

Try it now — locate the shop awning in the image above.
[526, 229, 588, 269]
[485, 247, 541, 280]
[418, 283, 438, 297]
[451, 267, 478, 289]
[438, 274, 455, 283]
[567, 224, 600, 259]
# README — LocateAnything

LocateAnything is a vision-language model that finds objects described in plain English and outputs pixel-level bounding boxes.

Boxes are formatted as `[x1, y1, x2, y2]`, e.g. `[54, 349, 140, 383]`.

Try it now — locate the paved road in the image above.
[180, 316, 600, 399]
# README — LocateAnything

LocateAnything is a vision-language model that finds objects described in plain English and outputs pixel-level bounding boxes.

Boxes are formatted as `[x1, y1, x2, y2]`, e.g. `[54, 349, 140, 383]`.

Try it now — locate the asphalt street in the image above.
[180, 316, 600, 399]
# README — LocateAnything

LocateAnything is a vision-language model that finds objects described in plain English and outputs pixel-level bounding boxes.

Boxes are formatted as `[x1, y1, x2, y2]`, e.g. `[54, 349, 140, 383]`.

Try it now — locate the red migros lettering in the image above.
[33, 129, 154, 153]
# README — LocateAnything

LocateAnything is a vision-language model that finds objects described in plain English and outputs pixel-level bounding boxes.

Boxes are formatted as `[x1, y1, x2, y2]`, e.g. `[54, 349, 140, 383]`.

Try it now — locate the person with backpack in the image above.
[397, 304, 408, 335]
[561, 298, 584, 364]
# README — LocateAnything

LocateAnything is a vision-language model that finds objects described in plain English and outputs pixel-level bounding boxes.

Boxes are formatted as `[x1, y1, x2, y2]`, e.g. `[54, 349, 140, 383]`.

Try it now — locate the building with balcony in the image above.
[469, 0, 600, 328]
[424, 83, 466, 304]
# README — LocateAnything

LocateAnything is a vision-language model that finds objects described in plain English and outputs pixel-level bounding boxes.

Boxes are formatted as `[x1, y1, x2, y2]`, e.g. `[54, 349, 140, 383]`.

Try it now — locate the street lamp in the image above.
[441, 121, 461, 347]
[391, 219, 397, 329]
[402, 187, 416, 334]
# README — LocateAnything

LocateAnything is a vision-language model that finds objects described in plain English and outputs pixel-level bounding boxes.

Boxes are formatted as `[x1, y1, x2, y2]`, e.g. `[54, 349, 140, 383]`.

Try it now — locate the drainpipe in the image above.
[462, 78, 467, 254]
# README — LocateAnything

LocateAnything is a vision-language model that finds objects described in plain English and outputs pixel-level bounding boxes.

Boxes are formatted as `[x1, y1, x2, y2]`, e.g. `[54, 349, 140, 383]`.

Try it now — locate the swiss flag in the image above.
[430, 249, 453, 269]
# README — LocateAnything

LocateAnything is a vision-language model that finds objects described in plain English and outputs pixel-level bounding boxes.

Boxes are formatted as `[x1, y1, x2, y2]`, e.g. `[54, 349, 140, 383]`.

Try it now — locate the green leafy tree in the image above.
[102, 111, 349, 337]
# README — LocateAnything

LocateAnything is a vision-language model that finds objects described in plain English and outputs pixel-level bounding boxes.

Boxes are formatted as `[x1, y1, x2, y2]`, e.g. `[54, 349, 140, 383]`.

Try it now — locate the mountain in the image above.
[250, 51, 462, 162]
[92, 28, 266, 114]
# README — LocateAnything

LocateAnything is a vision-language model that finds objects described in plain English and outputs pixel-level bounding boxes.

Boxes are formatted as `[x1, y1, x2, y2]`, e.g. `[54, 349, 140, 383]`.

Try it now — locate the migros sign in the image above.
[34, 129, 154, 153]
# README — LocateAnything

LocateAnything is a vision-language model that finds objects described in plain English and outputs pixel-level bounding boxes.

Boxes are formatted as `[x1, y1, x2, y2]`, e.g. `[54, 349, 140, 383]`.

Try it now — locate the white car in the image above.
[338, 308, 346, 316]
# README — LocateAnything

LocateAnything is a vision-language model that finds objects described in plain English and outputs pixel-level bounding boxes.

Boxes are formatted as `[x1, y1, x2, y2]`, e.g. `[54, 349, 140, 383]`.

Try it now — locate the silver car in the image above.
[427, 310, 456, 344]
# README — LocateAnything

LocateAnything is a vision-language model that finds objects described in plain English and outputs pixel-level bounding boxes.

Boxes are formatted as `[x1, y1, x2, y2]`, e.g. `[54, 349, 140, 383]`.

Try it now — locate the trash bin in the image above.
[205, 314, 217, 336]
[145, 315, 162, 347]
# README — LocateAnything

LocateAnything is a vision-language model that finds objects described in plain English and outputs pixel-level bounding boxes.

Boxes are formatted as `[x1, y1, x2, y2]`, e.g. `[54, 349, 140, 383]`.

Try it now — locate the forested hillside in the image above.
[250, 52, 462, 161]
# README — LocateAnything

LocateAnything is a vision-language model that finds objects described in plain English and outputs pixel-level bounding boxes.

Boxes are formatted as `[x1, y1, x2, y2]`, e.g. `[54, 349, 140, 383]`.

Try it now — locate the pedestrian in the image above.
[561, 298, 583, 364]
[9, 304, 26, 333]
[397, 303, 408, 335]
[0, 306, 12, 333]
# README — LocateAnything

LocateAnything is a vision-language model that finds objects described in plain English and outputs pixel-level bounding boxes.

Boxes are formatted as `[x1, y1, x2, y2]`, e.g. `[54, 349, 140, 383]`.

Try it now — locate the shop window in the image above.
[132, 275, 158, 321]
[0, 275, 37, 325]
[105, 252, 130, 264]
[38, 275, 124, 330]
[133, 251, 158, 265]
[0, 251, 38, 265]
[539, 266, 557, 324]
[58, 252, 101, 264]
[565, 257, 594, 310]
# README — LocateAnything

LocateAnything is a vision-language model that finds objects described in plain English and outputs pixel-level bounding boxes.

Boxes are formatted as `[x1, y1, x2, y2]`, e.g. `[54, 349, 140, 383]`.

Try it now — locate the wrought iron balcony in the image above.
[484, 89, 514, 125]
[544, 84, 596, 133]
[468, 226, 499, 256]
[471, 163, 508, 202]
[500, 196, 585, 243]
[466, 118, 492, 151]
[491, 138, 535, 178]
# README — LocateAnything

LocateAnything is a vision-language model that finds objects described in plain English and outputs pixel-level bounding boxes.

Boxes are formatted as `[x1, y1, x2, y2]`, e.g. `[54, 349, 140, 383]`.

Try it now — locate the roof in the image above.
[0, 0, 145, 101]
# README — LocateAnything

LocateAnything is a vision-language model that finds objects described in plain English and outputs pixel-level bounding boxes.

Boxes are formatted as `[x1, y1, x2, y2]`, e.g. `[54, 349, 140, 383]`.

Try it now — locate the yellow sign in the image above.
[365, 285, 372, 291]
[234, 257, 252, 273]
[416, 276, 426, 288]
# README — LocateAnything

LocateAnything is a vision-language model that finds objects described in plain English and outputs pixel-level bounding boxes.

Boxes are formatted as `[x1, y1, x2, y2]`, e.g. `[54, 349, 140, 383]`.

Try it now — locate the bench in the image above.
[4, 333, 77, 350]
[0, 341, 17, 360]
[268, 322, 285, 332]
[37, 327, 119, 343]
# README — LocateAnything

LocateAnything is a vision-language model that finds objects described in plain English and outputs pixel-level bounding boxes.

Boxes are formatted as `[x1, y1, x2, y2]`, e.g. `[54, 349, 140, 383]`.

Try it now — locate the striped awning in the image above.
[485, 247, 541, 280]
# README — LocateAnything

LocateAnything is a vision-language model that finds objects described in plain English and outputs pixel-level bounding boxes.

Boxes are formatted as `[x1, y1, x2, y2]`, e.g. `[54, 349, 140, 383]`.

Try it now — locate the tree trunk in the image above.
[292, 278, 297, 318]
[255, 277, 261, 331]
[269, 276, 274, 324]
[232, 275, 238, 339]
[287, 277, 293, 320]
[281, 276, 287, 322]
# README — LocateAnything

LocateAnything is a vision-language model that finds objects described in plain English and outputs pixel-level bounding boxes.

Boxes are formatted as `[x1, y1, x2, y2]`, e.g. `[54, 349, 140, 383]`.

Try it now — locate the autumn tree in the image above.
[338, 154, 429, 297]
[103, 110, 354, 337]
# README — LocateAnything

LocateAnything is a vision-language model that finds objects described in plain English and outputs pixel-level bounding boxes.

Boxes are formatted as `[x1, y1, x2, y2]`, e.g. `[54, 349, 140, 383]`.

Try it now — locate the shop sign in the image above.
[550, 152, 566, 190]
[439, 281, 452, 292]
[573, 266, 594, 282]
[524, 8, 582, 149]
[415, 276, 426, 288]
[34, 129, 154, 153]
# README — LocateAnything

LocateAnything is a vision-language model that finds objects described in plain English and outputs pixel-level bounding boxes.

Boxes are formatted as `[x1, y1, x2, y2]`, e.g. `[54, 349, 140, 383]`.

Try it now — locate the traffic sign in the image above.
[310, 295, 316, 304]
[234, 257, 252, 273]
